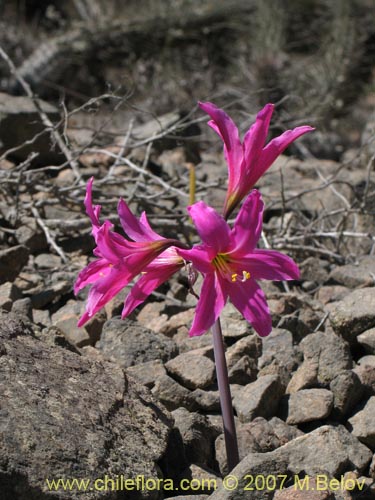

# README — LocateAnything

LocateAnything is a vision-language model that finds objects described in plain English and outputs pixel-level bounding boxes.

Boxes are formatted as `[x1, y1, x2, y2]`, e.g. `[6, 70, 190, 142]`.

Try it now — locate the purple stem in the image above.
[211, 317, 239, 472]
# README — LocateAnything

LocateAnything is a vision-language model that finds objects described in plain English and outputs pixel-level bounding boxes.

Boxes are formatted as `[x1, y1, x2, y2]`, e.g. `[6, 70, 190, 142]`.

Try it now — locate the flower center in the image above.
[212, 254, 251, 283]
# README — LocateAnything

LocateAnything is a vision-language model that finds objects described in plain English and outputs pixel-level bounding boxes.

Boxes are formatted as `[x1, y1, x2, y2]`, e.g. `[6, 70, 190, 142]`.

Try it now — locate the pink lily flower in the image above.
[176, 190, 299, 337]
[74, 178, 184, 326]
[199, 101, 314, 218]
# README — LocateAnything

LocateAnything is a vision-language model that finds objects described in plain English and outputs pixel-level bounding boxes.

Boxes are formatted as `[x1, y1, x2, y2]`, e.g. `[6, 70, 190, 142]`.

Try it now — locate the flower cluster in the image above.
[75, 103, 313, 337]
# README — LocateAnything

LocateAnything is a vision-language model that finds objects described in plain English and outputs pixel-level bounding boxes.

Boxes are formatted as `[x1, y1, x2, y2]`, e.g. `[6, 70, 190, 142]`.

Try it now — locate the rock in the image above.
[0, 281, 19, 311]
[268, 417, 304, 445]
[286, 360, 318, 393]
[34, 253, 62, 270]
[15, 217, 47, 253]
[357, 328, 375, 354]
[127, 360, 166, 388]
[300, 257, 330, 284]
[258, 328, 297, 375]
[0, 92, 61, 163]
[329, 370, 364, 418]
[175, 327, 214, 353]
[190, 388, 220, 412]
[285, 389, 334, 424]
[316, 285, 349, 305]
[165, 351, 215, 389]
[358, 355, 375, 367]
[228, 355, 257, 384]
[136, 301, 169, 333]
[172, 408, 218, 468]
[152, 374, 197, 411]
[161, 309, 195, 337]
[178, 464, 221, 494]
[11, 297, 33, 320]
[208, 426, 372, 499]
[273, 477, 335, 499]
[54, 315, 91, 347]
[233, 375, 284, 422]
[329, 288, 375, 343]
[353, 365, 375, 396]
[0, 245, 29, 283]
[299, 330, 352, 385]
[28, 273, 73, 308]
[329, 256, 375, 288]
[348, 397, 375, 449]
[220, 302, 252, 339]
[0, 310, 180, 500]
[97, 317, 178, 368]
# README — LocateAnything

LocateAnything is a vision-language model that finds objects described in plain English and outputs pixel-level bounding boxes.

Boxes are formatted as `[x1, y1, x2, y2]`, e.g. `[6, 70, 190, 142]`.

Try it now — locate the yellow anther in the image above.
[231, 273, 238, 282]
[242, 271, 251, 281]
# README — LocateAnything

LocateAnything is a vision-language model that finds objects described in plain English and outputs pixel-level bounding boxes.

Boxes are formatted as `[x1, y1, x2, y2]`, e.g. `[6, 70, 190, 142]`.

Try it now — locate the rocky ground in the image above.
[1, 86, 375, 500]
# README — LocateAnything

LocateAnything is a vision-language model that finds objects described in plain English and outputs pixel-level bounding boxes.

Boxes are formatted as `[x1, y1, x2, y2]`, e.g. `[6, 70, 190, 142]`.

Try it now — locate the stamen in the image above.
[231, 273, 238, 282]
[242, 271, 251, 281]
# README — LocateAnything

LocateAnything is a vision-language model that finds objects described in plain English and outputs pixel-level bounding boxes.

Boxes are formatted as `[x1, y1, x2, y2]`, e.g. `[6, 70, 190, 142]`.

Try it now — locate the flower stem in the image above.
[211, 318, 239, 472]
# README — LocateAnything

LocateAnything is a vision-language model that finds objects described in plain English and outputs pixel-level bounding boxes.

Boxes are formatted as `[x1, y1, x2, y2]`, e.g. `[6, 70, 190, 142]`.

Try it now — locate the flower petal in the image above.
[228, 279, 272, 337]
[74, 259, 112, 294]
[240, 249, 300, 281]
[122, 264, 180, 318]
[242, 103, 274, 174]
[118, 199, 161, 242]
[253, 125, 314, 183]
[176, 245, 214, 274]
[199, 101, 243, 191]
[230, 190, 264, 255]
[189, 272, 227, 336]
[188, 201, 231, 253]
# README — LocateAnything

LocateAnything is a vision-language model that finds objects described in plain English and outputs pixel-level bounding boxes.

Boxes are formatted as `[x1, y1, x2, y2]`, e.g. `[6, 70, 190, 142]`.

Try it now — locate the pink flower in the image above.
[176, 190, 299, 337]
[75, 178, 184, 326]
[199, 102, 314, 218]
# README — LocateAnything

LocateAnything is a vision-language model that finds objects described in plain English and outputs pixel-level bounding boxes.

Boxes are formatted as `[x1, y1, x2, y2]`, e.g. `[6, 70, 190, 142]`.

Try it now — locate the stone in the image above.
[0, 92, 61, 163]
[160, 308, 195, 336]
[175, 328, 214, 353]
[329, 288, 375, 343]
[357, 328, 375, 354]
[34, 253, 62, 270]
[172, 408, 218, 468]
[28, 274, 73, 308]
[300, 257, 330, 284]
[329, 256, 375, 288]
[0, 245, 29, 284]
[190, 388, 220, 412]
[258, 328, 297, 374]
[220, 302, 252, 339]
[353, 365, 375, 396]
[15, 217, 47, 253]
[358, 355, 375, 367]
[178, 464, 221, 494]
[348, 397, 375, 449]
[285, 389, 334, 424]
[316, 285, 349, 305]
[286, 360, 318, 393]
[165, 351, 215, 389]
[0, 281, 19, 311]
[268, 417, 304, 445]
[299, 330, 352, 385]
[97, 317, 178, 368]
[136, 301, 169, 333]
[152, 374, 197, 411]
[54, 315, 91, 347]
[208, 426, 372, 499]
[11, 297, 33, 320]
[127, 360, 166, 388]
[0, 310, 180, 500]
[228, 355, 257, 385]
[329, 370, 364, 418]
[233, 375, 284, 422]
[273, 477, 335, 499]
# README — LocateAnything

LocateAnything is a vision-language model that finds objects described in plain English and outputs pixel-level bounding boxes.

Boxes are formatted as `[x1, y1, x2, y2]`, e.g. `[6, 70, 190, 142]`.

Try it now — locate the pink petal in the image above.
[74, 259, 111, 294]
[228, 279, 272, 337]
[240, 249, 300, 281]
[188, 201, 231, 253]
[95, 221, 125, 263]
[230, 190, 264, 255]
[189, 272, 227, 336]
[85, 265, 132, 318]
[122, 265, 180, 318]
[199, 101, 243, 189]
[176, 245, 214, 274]
[84, 177, 102, 229]
[242, 103, 274, 175]
[118, 199, 161, 242]
[253, 125, 314, 183]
